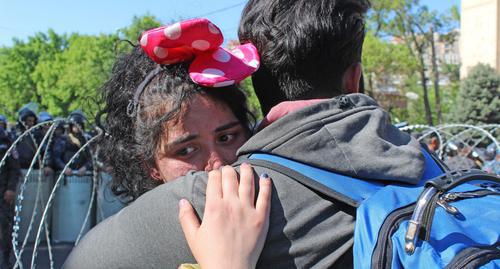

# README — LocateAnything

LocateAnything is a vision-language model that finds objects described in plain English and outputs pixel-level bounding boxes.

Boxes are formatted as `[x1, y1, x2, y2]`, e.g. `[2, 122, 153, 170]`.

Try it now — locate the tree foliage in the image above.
[0, 30, 66, 118]
[366, 0, 460, 125]
[119, 14, 162, 42]
[451, 64, 500, 125]
[362, 32, 417, 95]
[239, 78, 263, 121]
[0, 15, 162, 122]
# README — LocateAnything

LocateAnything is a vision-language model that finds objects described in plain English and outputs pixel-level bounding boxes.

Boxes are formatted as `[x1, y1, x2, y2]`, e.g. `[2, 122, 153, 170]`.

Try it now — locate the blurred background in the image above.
[0, 0, 499, 268]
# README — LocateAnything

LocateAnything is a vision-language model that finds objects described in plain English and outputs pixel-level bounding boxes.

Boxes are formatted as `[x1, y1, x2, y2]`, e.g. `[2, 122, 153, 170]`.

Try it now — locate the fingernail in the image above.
[260, 173, 269, 179]
[179, 199, 188, 207]
[241, 162, 249, 167]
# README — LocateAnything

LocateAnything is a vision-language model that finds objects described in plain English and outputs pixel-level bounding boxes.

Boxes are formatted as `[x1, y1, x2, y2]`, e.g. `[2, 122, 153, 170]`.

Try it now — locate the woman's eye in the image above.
[176, 147, 197, 157]
[218, 133, 236, 143]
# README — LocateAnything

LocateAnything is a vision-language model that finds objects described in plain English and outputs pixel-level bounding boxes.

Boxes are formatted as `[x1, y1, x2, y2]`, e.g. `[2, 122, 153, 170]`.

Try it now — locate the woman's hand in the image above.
[178, 163, 272, 269]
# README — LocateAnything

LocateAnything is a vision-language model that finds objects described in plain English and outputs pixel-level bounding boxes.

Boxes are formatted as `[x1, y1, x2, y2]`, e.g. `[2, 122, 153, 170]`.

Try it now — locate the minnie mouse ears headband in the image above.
[127, 18, 260, 117]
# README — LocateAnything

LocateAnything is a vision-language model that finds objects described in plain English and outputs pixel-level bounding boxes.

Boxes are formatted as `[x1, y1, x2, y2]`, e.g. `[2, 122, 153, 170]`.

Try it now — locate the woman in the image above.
[97, 19, 270, 268]
[98, 18, 259, 201]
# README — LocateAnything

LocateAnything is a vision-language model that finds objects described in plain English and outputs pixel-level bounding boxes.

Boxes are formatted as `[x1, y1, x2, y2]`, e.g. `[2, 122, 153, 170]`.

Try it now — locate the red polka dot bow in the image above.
[139, 18, 260, 87]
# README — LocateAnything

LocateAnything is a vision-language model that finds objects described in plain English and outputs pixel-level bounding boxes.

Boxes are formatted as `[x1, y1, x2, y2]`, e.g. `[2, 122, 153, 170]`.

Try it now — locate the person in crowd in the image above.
[427, 132, 440, 153]
[483, 143, 499, 175]
[36, 111, 58, 176]
[65, 0, 430, 268]
[53, 110, 93, 176]
[12, 107, 39, 170]
[0, 124, 21, 269]
[445, 142, 479, 171]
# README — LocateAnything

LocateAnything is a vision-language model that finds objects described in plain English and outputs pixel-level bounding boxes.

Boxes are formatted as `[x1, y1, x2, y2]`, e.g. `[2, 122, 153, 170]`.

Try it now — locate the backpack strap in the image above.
[425, 169, 500, 191]
[246, 153, 382, 207]
[245, 149, 443, 208]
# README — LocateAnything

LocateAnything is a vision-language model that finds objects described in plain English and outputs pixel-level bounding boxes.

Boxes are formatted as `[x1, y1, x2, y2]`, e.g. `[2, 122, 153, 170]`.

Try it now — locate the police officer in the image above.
[37, 111, 57, 176]
[0, 121, 21, 269]
[54, 110, 92, 176]
[12, 107, 39, 170]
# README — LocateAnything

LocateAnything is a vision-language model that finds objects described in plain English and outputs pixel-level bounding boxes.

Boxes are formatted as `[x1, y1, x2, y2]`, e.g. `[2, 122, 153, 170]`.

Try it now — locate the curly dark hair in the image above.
[97, 46, 253, 202]
[239, 0, 370, 114]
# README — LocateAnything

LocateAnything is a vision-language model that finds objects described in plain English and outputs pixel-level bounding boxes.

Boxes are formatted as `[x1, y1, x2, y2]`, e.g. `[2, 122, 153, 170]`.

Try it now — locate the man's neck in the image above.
[258, 99, 327, 130]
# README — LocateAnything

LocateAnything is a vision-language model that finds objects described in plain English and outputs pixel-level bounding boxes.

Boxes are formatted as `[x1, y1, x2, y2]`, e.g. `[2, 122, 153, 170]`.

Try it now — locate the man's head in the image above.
[18, 108, 37, 129]
[239, 0, 370, 114]
[68, 110, 87, 134]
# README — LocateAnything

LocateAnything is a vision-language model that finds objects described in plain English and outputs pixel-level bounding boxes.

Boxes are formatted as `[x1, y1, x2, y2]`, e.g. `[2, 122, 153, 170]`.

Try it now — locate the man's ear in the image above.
[342, 62, 362, 94]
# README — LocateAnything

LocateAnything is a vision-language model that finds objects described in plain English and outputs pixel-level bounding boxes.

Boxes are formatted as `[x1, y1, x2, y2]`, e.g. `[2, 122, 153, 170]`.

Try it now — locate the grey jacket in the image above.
[64, 94, 425, 269]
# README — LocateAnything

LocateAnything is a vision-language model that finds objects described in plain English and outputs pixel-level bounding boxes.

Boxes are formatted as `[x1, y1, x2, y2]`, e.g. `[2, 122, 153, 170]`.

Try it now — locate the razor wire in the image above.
[400, 124, 500, 164]
[1, 122, 499, 268]
[13, 121, 59, 269]
[30, 133, 101, 269]
[0, 120, 59, 269]
[8, 122, 59, 268]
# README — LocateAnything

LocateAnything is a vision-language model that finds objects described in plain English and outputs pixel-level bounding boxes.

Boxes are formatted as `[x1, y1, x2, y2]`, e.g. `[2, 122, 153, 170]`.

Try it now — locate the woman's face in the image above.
[153, 94, 248, 182]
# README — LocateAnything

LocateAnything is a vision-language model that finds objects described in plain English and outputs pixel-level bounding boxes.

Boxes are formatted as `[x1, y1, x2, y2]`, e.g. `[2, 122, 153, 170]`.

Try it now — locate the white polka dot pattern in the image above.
[213, 80, 235, 87]
[153, 47, 168, 58]
[139, 18, 260, 88]
[201, 68, 225, 78]
[164, 23, 182, 40]
[232, 49, 245, 59]
[208, 23, 220, 34]
[212, 49, 231, 63]
[192, 40, 211, 51]
[248, 59, 260, 68]
[140, 33, 148, 46]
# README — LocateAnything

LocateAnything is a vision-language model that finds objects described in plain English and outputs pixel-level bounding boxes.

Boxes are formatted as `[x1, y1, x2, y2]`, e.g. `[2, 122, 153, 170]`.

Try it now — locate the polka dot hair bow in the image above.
[139, 18, 260, 87]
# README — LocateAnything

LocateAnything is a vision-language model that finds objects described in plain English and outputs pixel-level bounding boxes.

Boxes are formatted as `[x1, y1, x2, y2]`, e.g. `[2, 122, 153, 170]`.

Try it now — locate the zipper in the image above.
[441, 189, 500, 202]
[372, 204, 415, 269]
[419, 188, 500, 242]
[421, 193, 440, 241]
[446, 245, 500, 269]
[374, 190, 499, 269]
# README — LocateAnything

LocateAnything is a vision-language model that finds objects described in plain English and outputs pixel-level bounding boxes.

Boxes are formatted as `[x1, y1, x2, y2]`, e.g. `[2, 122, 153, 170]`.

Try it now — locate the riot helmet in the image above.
[38, 111, 53, 122]
[18, 106, 38, 128]
[68, 110, 87, 131]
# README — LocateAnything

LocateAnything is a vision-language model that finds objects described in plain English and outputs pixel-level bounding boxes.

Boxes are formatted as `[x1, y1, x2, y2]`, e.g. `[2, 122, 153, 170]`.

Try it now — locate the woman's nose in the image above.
[204, 149, 226, 171]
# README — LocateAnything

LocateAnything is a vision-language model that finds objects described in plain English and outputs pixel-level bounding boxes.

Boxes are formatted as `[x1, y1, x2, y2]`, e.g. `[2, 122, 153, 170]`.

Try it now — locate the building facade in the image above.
[460, 0, 500, 77]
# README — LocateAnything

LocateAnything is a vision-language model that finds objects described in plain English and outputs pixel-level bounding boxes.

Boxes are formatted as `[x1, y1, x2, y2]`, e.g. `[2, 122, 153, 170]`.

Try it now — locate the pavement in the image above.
[10, 242, 74, 269]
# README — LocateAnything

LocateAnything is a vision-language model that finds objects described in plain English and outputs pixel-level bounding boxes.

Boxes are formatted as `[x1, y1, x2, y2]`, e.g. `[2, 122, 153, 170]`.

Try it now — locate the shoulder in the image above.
[65, 172, 207, 268]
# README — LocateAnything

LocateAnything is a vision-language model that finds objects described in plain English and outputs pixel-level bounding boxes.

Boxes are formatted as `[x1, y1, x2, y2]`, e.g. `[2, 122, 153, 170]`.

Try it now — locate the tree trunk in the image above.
[367, 73, 375, 97]
[418, 53, 434, 126]
[429, 27, 442, 124]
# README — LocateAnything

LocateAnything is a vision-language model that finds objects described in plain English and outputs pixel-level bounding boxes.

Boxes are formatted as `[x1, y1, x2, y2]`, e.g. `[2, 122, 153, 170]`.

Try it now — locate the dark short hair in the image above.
[239, 0, 370, 113]
[97, 46, 253, 201]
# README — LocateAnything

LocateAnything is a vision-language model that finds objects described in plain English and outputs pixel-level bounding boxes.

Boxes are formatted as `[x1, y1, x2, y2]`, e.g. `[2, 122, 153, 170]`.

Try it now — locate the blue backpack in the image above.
[247, 149, 500, 268]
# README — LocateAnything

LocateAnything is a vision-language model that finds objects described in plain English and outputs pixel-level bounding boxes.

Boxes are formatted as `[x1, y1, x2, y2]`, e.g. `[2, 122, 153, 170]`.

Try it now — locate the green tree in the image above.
[362, 32, 417, 96]
[369, 0, 459, 126]
[0, 15, 163, 121]
[240, 78, 263, 120]
[450, 64, 500, 125]
[35, 34, 116, 117]
[114, 15, 163, 57]
[0, 30, 66, 118]
[441, 63, 461, 123]
[120, 14, 162, 42]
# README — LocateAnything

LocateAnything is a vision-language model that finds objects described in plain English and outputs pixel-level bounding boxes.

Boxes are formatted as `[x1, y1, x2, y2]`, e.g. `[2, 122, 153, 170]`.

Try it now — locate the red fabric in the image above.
[258, 99, 326, 130]
[139, 18, 260, 87]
